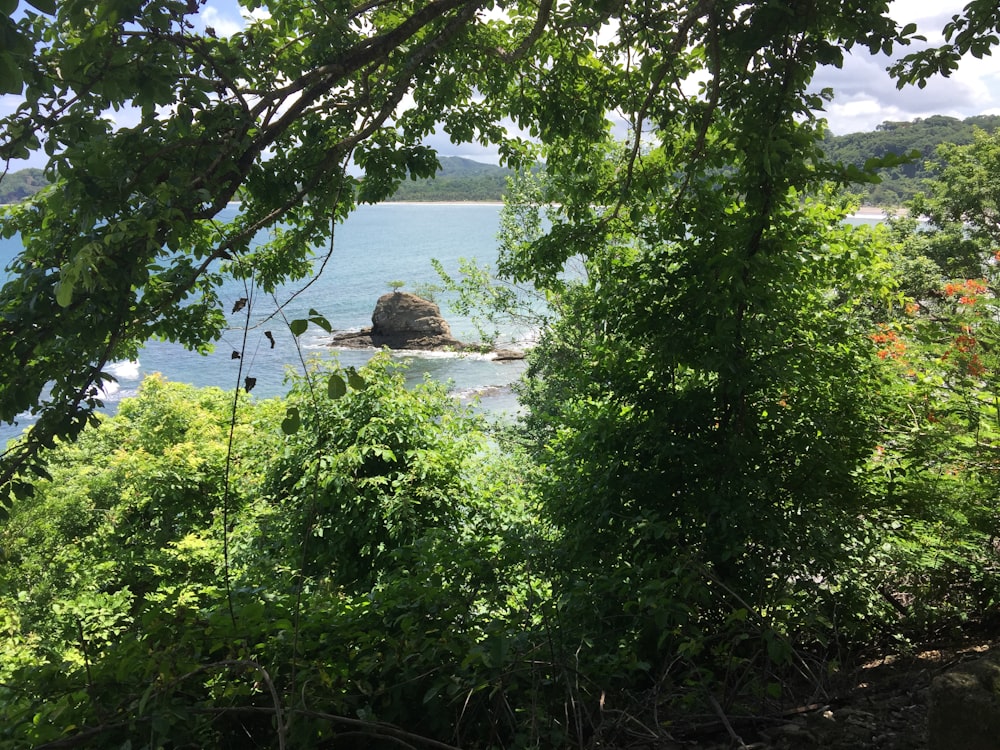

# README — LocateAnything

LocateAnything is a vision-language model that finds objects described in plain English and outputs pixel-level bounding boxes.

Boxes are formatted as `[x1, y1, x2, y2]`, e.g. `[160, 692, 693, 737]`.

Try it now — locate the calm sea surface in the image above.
[0, 203, 531, 446]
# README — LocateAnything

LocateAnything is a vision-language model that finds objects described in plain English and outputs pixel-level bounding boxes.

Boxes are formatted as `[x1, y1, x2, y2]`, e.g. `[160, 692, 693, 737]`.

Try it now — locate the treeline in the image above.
[388, 155, 511, 201]
[7, 122, 1000, 207]
[823, 114, 1000, 205]
[0, 168, 46, 204]
[0, 159, 511, 204]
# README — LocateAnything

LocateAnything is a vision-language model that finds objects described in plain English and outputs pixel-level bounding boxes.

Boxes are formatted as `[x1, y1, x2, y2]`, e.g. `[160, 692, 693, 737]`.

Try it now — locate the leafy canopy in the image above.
[0, 0, 938, 509]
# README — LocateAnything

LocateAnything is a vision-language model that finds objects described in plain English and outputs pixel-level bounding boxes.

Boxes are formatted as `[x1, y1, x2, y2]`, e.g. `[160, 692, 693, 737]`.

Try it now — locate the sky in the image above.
[4, 0, 1000, 168]
[195, 0, 1000, 160]
[812, 0, 1000, 136]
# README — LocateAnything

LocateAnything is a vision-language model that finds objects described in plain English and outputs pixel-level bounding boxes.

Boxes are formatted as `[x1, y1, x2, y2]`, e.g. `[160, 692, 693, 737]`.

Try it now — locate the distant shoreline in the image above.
[381, 200, 504, 206]
[2, 198, 907, 216]
[851, 205, 907, 219]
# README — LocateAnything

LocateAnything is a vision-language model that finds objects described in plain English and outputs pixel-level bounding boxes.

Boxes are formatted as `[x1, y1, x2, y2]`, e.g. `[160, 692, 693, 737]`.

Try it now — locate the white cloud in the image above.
[199, 5, 244, 38]
[811, 0, 1000, 134]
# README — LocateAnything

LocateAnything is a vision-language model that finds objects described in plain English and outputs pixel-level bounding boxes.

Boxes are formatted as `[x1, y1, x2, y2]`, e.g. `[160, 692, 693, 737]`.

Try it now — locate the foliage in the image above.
[0, 0, 544, 500]
[513, 176, 904, 672]
[0, 0, 54, 96]
[0, 375, 276, 645]
[891, 0, 1000, 88]
[848, 132, 1000, 639]
[0, 360, 547, 749]
[5, 0, 1000, 745]
[389, 156, 512, 201]
[433, 170, 553, 345]
[257, 355, 491, 590]
[821, 115, 1000, 205]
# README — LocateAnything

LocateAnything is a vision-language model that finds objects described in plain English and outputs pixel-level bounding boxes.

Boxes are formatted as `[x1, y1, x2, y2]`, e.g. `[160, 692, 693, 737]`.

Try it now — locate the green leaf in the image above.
[281, 406, 301, 434]
[327, 373, 347, 399]
[422, 683, 444, 704]
[289, 319, 308, 336]
[0, 50, 24, 95]
[347, 369, 367, 390]
[54, 280, 73, 308]
[308, 308, 332, 333]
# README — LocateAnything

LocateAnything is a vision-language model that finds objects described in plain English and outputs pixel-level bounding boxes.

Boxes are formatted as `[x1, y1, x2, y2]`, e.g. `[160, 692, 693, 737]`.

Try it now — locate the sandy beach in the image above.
[850, 205, 908, 219]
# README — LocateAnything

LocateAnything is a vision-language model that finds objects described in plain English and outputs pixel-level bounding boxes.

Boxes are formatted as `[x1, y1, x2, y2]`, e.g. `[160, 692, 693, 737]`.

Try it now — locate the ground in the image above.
[609, 638, 998, 749]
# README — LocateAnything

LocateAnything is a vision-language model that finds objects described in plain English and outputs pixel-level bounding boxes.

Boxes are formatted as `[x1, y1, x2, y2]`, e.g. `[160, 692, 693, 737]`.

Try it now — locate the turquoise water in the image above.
[0, 203, 530, 445]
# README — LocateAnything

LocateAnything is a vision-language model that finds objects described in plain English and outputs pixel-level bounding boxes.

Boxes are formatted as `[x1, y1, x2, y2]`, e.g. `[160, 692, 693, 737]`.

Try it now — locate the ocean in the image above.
[0, 205, 889, 448]
[0, 203, 531, 447]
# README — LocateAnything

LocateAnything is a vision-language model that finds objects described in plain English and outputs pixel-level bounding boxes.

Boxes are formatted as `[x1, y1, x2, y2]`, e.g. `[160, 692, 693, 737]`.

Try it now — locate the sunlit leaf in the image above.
[54, 280, 73, 308]
[308, 308, 332, 333]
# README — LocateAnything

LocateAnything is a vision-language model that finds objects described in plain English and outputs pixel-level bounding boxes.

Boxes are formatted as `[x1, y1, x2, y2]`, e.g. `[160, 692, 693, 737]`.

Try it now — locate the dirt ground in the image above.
[610, 638, 998, 750]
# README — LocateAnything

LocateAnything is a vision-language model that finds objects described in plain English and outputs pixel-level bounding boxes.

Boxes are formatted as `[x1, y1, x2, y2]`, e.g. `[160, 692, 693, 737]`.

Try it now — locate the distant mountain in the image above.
[0, 158, 512, 206]
[6, 118, 1000, 208]
[0, 168, 47, 204]
[822, 114, 1000, 205]
[388, 156, 512, 202]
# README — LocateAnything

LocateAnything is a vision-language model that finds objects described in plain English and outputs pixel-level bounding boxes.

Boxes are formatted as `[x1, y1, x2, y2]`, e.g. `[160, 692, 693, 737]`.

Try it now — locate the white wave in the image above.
[93, 360, 140, 402]
[392, 348, 487, 360]
[451, 384, 512, 400]
[99, 379, 121, 398]
[107, 360, 141, 381]
[96, 383, 140, 404]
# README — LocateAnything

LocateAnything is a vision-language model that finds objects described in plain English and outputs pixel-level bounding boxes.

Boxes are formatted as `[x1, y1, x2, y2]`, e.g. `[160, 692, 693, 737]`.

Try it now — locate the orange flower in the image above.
[967, 355, 986, 377]
[943, 279, 989, 299]
[955, 333, 977, 353]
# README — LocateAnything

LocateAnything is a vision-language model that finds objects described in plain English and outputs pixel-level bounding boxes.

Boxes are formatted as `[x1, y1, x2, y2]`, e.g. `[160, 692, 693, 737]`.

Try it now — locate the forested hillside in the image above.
[823, 114, 1000, 204]
[0, 158, 510, 203]
[0, 168, 45, 203]
[389, 155, 511, 200]
[5, 122, 1000, 207]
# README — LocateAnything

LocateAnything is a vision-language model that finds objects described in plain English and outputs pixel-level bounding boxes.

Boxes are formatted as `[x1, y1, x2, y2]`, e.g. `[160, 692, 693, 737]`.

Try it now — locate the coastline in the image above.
[4, 197, 906, 216]
[852, 205, 906, 219]
[381, 200, 505, 206]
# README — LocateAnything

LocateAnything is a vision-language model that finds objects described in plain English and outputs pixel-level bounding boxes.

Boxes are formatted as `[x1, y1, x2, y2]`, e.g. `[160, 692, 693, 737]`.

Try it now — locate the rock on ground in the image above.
[928, 651, 1000, 750]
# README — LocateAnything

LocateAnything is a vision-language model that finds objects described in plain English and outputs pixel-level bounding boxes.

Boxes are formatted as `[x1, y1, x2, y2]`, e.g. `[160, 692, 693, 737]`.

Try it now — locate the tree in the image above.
[0, 0, 928, 508]
[891, 0, 1000, 88]
[856, 132, 1000, 634]
[0, 0, 549, 502]
[0, 1, 54, 96]
[5, 0, 1000, 742]
[0, 359, 542, 748]
[916, 128, 1000, 254]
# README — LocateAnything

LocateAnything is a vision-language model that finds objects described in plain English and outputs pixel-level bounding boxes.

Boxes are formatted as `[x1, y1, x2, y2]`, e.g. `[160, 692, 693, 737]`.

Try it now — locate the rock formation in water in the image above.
[330, 291, 465, 350]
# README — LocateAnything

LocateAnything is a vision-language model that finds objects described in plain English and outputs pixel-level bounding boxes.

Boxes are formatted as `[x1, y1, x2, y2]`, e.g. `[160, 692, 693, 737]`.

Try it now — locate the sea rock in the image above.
[330, 292, 464, 350]
[928, 651, 1000, 750]
[490, 348, 526, 361]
